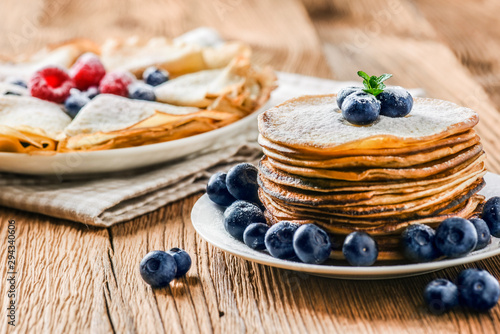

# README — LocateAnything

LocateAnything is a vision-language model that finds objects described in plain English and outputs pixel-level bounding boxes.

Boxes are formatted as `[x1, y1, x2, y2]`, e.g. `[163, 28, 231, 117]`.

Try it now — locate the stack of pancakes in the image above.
[257, 94, 486, 261]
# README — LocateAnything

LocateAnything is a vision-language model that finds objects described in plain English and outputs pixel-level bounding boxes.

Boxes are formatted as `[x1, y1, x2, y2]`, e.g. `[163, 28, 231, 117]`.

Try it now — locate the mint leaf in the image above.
[376, 74, 392, 83]
[357, 71, 370, 81]
[357, 70, 392, 96]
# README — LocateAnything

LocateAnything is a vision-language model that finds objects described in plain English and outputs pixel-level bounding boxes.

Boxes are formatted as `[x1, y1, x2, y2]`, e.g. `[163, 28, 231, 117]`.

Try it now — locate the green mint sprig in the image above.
[357, 71, 392, 97]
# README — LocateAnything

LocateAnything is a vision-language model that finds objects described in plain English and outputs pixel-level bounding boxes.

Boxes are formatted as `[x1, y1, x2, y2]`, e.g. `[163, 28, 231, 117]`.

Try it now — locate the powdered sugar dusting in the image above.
[259, 95, 478, 148]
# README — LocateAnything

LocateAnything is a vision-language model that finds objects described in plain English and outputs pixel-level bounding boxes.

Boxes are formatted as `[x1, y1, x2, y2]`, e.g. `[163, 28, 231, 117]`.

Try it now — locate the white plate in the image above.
[191, 173, 500, 280]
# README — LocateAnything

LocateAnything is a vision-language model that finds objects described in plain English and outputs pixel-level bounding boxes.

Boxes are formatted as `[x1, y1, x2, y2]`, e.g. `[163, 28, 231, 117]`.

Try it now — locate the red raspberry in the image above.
[69, 53, 106, 90]
[29, 67, 75, 103]
[98, 71, 134, 97]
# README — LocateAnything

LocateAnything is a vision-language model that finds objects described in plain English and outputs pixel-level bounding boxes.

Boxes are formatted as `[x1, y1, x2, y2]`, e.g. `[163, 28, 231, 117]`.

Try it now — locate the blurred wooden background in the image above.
[1, 0, 500, 333]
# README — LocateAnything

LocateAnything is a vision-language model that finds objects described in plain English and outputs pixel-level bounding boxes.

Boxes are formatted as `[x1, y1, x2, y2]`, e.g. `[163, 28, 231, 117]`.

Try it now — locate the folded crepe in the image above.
[0, 96, 72, 153]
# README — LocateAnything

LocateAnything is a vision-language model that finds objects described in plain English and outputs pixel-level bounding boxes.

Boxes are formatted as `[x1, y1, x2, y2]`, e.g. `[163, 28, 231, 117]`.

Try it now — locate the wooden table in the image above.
[1, 0, 500, 332]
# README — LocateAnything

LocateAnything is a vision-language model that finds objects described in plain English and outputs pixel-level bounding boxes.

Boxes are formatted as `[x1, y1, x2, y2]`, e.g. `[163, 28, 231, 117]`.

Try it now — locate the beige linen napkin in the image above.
[0, 72, 425, 226]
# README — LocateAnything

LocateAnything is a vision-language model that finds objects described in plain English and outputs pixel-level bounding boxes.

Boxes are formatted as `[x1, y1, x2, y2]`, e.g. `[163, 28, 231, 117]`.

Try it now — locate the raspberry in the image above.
[69, 53, 106, 90]
[98, 71, 134, 97]
[29, 67, 75, 103]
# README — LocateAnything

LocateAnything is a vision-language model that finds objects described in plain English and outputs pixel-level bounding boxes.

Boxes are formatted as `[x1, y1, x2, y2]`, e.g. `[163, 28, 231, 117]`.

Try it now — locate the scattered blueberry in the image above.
[224, 200, 266, 241]
[243, 223, 269, 250]
[482, 196, 500, 237]
[143, 66, 169, 86]
[457, 268, 500, 311]
[424, 279, 459, 314]
[64, 93, 90, 117]
[401, 224, 441, 262]
[85, 86, 100, 99]
[342, 232, 378, 266]
[341, 92, 381, 126]
[293, 224, 331, 264]
[470, 218, 491, 250]
[377, 87, 413, 118]
[226, 163, 260, 203]
[167, 248, 192, 278]
[128, 82, 156, 101]
[139, 250, 177, 288]
[6, 77, 27, 88]
[265, 221, 299, 259]
[336, 86, 361, 109]
[435, 218, 477, 258]
[207, 172, 236, 207]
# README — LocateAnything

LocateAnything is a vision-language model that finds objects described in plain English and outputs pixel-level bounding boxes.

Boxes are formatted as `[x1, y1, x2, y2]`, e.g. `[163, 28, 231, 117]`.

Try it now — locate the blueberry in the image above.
[243, 223, 269, 250]
[139, 250, 177, 288]
[64, 93, 90, 117]
[167, 248, 192, 278]
[6, 77, 27, 88]
[129, 82, 156, 101]
[226, 163, 260, 203]
[85, 86, 100, 99]
[423, 279, 459, 314]
[482, 197, 500, 237]
[377, 87, 413, 118]
[143, 66, 169, 87]
[434, 218, 477, 258]
[224, 200, 266, 241]
[207, 172, 236, 207]
[342, 231, 378, 266]
[341, 92, 381, 125]
[264, 221, 299, 259]
[336, 86, 361, 109]
[401, 224, 441, 262]
[457, 269, 500, 311]
[293, 224, 331, 264]
[470, 218, 491, 250]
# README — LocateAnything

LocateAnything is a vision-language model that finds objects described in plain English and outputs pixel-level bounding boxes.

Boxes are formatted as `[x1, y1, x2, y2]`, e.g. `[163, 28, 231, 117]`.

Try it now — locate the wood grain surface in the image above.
[1, 0, 500, 333]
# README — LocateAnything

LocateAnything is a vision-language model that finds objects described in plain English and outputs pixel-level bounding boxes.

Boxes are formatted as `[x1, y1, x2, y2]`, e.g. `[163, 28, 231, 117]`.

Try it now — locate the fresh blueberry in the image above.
[293, 224, 331, 264]
[336, 86, 361, 109]
[377, 87, 413, 118]
[401, 224, 441, 262]
[457, 268, 500, 311]
[265, 221, 299, 259]
[129, 82, 156, 101]
[423, 279, 459, 314]
[224, 200, 266, 241]
[85, 86, 100, 99]
[139, 250, 177, 288]
[226, 163, 260, 203]
[167, 248, 192, 278]
[482, 196, 500, 237]
[64, 93, 90, 117]
[342, 231, 378, 266]
[207, 172, 236, 207]
[143, 66, 169, 86]
[434, 218, 477, 258]
[341, 92, 381, 125]
[243, 223, 269, 250]
[6, 77, 27, 88]
[470, 218, 491, 250]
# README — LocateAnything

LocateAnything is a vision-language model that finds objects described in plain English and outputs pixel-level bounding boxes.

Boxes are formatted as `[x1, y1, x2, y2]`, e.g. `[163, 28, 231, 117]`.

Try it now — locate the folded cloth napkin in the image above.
[0, 72, 425, 227]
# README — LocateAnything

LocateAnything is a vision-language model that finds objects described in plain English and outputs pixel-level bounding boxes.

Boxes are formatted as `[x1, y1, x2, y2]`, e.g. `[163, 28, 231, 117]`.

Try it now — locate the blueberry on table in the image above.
[243, 223, 269, 250]
[457, 268, 500, 311]
[401, 224, 441, 262]
[128, 82, 156, 101]
[64, 93, 90, 118]
[424, 279, 459, 314]
[224, 200, 266, 241]
[342, 231, 378, 266]
[377, 87, 413, 118]
[265, 221, 299, 259]
[226, 163, 260, 203]
[341, 92, 381, 126]
[434, 218, 477, 258]
[482, 196, 500, 237]
[336, 86, 361, 109]
[207, 172, 236, 207]
[167, 248, 192, 278]
[139, 250, 177, 288]
[470, 218, 491, 250]
[143, 66, 169, 86]
[293, 224, 332, 264]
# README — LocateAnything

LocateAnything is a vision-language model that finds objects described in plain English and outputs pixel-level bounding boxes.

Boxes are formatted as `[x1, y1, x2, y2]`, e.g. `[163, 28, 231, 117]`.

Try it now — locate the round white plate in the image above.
[191, 173, 500, 280]
[0, 104, 266, 176]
